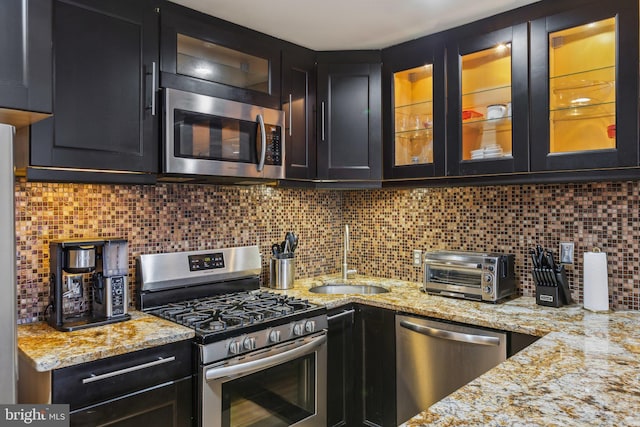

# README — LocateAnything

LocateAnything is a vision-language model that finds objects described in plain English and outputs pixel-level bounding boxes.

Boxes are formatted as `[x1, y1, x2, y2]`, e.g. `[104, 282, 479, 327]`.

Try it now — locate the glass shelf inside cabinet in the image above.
[548, 17, 616, 153]
[460, 44, 512, 161]
[394, 65, 434, 166]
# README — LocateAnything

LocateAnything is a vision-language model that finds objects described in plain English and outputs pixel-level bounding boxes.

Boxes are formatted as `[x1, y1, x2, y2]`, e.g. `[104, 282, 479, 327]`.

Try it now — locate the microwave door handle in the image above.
[257, 114, 266, 172]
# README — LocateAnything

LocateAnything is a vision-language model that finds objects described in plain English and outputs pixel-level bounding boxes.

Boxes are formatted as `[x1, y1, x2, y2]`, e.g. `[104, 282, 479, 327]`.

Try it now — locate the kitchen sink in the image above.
[308, 284, 390, 295]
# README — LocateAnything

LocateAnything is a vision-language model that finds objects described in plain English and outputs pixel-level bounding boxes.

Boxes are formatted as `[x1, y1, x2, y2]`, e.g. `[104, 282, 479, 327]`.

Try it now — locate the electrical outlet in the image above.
[66, 275, 83, 297]
[412, 249, 422, 267]
[559, 242, 574, 265]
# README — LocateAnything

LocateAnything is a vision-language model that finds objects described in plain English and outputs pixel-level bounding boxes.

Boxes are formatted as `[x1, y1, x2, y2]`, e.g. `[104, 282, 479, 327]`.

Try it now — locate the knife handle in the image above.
[530, 249, 539, 268]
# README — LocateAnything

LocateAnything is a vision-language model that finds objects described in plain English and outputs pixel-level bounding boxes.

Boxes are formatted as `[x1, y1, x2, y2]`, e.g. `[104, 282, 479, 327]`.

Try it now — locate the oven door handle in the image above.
[205, 334, 326, 381]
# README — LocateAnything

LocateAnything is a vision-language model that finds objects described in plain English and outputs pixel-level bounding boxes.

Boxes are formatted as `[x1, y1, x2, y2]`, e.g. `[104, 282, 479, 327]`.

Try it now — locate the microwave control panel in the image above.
[265, 125, 282, 165]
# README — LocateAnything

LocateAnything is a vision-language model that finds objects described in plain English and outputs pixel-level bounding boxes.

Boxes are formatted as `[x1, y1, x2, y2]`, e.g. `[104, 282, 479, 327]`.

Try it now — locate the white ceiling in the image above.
[170, 0, 541, 50]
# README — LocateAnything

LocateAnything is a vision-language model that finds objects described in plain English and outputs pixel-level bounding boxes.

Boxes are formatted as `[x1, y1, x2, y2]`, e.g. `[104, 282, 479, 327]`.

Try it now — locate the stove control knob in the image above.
[269, 330, 281, 343]
[243, 337, 256, 351]
[484, 285, 493, 294]
[293, 322, 305, 336]
[305, 321, 316, 333]
[229, 340, 241, 355]
[484, 274, 493, 282]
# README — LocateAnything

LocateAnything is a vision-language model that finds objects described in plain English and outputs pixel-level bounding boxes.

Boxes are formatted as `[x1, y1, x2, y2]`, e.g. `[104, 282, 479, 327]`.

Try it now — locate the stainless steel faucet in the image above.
[342, 225, 357, 280]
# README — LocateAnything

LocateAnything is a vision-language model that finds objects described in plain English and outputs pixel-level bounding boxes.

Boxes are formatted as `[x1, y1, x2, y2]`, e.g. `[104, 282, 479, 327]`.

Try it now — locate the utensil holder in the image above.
[269, 256, 295, 289]
[533, 265, 571, 307]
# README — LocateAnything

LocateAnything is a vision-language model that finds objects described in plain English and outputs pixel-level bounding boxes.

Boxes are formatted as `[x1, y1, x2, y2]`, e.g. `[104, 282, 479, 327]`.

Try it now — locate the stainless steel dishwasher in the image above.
[395, 314, 507, 425]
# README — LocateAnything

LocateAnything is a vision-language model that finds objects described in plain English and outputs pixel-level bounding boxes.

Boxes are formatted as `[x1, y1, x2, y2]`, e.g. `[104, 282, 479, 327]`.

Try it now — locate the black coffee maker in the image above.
[47, 238, 130, 331]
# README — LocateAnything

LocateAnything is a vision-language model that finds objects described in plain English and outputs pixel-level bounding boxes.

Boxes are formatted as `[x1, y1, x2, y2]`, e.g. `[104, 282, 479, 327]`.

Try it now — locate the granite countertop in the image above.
[17, 275, 640, 425]
[273, 275, 640, 427]
[18, 310, 195, 372]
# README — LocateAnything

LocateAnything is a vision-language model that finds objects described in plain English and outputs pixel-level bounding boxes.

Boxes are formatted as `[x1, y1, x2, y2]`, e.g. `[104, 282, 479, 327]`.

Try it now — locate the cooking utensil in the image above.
[286, 232, 298, 253]
[271, 243, 281, 257]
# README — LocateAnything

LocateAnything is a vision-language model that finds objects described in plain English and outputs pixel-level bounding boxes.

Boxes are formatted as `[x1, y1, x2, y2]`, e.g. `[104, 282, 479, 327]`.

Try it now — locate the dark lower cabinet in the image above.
[327, 306, 356, 427]
[69, 377, 192, 427]
[355, 304, 396, 427]
[51, 340, 194, 427]
[327, 304, 395, 427]
[29, 0, 159, 179]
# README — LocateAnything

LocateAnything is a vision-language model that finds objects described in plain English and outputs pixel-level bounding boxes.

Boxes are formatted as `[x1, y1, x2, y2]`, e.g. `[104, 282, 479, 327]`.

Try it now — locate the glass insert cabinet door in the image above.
[530, 1, 639, 171]
[393, 65, 434, 167]
[447, 24, 529, 176]
[177, 34, 270, 94]
[460, 45, 512, 162]
[384, 41, 445, 179]
[549, 18, 615, 154]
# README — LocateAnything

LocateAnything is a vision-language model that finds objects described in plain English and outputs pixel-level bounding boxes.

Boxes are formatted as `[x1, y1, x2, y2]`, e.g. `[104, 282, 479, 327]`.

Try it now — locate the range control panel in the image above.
[189, 253, 225, 271]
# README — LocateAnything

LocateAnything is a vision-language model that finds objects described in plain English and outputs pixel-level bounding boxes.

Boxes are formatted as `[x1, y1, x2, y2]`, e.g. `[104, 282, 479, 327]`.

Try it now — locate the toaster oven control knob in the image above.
[484, 274, 493, 282]
[229, 340, 241, 355]
[305, 321, 316, 333]
[484, 285, 493, 294]
[269, 330, 281, 343]
[243, 337, 256, 351]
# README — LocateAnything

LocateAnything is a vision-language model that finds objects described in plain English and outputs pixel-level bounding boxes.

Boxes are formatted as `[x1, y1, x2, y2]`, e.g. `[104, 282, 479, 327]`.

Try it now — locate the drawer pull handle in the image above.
[82, 356, 176, 384]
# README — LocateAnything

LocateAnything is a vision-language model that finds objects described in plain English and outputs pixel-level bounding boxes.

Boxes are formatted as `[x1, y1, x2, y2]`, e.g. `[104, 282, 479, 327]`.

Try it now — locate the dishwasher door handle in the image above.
[399, 320, 501, 346]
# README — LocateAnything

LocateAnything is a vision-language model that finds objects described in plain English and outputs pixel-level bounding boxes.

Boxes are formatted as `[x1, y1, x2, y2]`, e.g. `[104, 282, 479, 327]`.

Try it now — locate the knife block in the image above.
[533, 265, 571, 307]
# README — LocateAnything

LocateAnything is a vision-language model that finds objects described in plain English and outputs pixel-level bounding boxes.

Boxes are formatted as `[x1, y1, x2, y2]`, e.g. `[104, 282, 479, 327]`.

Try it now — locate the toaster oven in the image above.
[422, 251, 516, 302]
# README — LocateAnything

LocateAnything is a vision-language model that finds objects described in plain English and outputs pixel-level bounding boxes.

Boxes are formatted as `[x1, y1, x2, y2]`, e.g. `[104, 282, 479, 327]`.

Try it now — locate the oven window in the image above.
[427, 267, 482, 289]
[221, 354, 316, 427]
[174, 109, 258, 163]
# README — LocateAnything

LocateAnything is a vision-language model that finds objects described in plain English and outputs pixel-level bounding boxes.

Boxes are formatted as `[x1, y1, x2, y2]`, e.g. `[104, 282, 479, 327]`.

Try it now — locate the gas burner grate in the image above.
[149, 290, 318, 339]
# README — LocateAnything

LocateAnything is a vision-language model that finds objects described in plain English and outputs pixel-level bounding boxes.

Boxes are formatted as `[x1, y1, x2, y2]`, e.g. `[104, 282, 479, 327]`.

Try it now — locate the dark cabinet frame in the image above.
[327, 306, 355, 427]
[382, 36, 447, 180]
[316, 52, 382, 181]
[327, 304, 396, 427]
[446, 24, 530, 176]
[29, 0, 159, 180]
[529, 0, 639, 171]
[281, 44, 317, 180]
[0, 0, 52, 114]
[160, 2, 282, 110]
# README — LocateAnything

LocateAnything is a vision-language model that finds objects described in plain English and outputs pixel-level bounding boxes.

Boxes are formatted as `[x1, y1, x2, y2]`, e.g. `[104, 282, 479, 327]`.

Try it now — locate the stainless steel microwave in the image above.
[163, 88, 285, 180]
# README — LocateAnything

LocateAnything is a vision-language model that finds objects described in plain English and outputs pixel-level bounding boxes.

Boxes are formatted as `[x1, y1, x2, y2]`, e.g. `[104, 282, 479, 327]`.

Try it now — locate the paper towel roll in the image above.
[583, 251, 609, 312]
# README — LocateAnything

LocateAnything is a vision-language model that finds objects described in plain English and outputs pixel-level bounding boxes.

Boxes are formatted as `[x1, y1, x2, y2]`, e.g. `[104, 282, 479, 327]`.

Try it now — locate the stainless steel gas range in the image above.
[136, 246, 327, 427]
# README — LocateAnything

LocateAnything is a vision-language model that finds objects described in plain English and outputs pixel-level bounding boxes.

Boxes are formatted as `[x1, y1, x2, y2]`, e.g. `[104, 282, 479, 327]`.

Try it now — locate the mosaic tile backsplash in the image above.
[15, 178, 640, 322]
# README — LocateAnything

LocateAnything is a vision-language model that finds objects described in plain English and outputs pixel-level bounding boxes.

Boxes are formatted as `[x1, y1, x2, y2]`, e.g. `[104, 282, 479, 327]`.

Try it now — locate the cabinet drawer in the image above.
[52, 340, 193, 410]
[70, 376, 193, 427]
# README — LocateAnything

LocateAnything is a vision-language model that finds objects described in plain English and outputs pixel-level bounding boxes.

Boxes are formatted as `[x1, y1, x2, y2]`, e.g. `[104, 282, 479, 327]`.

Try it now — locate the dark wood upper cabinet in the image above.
[530, 0, 639, 171]
[160, 2, 281, 110]
[316, 52, 382, 181]
[29, 0, 159, 178]
[282, 44, 316, 180]
[446, 24, 530, 176]
[382, 37, 446, 180]
[0, 0, 52, 115]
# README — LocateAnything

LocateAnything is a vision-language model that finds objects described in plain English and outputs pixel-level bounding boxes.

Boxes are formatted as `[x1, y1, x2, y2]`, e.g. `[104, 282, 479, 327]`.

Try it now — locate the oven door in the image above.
[424, 262, 484, 300]
[200, 332, 326, 427]
[164, 88, 284, 180]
